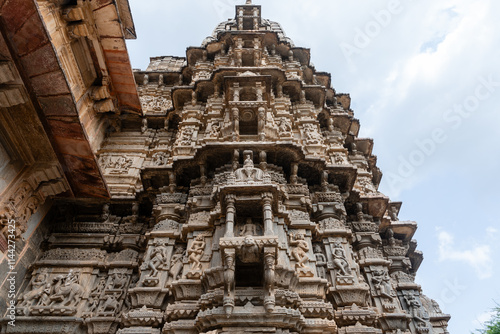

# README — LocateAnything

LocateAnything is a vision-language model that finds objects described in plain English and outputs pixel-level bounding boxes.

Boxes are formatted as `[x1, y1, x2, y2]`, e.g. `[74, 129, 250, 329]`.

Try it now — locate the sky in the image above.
[125, 1, 500, 332]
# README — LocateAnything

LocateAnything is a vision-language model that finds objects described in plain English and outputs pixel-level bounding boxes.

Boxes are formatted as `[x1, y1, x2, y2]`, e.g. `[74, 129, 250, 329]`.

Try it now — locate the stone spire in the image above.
[7, 2, 451, 334]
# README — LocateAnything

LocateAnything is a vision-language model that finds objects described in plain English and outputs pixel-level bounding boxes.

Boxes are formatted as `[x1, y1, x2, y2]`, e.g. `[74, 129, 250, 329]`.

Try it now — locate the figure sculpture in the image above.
[188, 234, 206, 272]
[303, 123, 323, 144]
[405, 293, 429, 327]
[235, 152, 263, 182]
[147, 241, 169, 277]
[168, 246, 185, 282]
[290, 233, 309, 268]
[290, 233, 314, 277]
[240, 217, 258, 236]
[313, 244, 327, 279]
[18, 269, 49, 308]
[332, 242, 351, 276]
[371, 269, 395, 299]
[278, 118, 292, 135]
[238, 236, 260, 263]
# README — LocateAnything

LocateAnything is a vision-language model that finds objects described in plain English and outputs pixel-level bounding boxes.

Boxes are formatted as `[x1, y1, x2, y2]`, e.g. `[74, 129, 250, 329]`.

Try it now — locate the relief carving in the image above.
[371, 268, 396, 300]
[168, 246, 186, 283]
[314, 244, 327, 279]
[302, 123, 324, 145]
[332, 242, 352, 276]
[100, 155, 134, 174]
[142, 241, 169, 286]
[176, 126, 196, 146]
[20, 269, 86, 316]
[186, 233, 209, 279]
[151, 152, 169, 166]
[290, 232, 314, 277]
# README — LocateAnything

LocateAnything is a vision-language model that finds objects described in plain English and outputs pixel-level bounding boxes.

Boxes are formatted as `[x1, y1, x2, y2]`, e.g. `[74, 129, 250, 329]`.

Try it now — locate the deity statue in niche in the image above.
[235, 152, 263, 182]
[239, 217, 259, 236]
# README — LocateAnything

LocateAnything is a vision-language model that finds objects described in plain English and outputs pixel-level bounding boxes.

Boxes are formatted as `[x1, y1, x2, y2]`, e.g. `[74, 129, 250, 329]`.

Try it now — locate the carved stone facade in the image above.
[0, 1, 449, 334]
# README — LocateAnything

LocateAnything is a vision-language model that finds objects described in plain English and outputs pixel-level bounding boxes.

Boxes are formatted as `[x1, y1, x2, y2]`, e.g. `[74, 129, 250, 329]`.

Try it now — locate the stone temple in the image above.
[0, 0, 450, 333]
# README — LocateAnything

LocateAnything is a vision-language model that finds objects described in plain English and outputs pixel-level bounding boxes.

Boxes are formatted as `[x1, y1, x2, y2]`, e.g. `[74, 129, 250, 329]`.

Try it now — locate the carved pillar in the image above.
[233, 83, 240, 102]
[263, 247, 276, 312]
[277, 83, 283, 98]
[237, 9, 243, 30]
[235, 40, 243, 66]
[214, 83, 220, 98]
[258, 107, 265, 141]
[223, 248, 236, 315]
[259, 151, 267, 171]
[191, 90, 197, 106]
[321, 170, 329, 191]
[232, 149, 240, 172]
[290, 162, 298, 184]
[168, 171, 176, 193]
[253, 8, 259, 30]
[224, 194, 236, 237]
[232, 107, 239, 141]
[262, 192, 273, 236]
[254, 40, 261, 66]
[256, 82, 263, 102]
[199, 163, 207, 186]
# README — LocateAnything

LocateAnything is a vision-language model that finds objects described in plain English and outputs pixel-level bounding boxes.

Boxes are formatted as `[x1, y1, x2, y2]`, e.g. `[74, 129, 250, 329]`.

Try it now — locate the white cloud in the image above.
[437, 230, 493, 279]
[472, 311, 495, 331]
[486, 227, 498, 235]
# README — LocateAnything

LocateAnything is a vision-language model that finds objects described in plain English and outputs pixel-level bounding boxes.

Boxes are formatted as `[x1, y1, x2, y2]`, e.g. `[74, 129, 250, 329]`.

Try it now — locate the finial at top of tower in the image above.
[246, 0, 252, 4]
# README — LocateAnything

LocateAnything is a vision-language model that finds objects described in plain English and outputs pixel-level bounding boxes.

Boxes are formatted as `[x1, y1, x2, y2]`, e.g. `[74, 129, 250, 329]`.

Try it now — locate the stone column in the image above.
[223, 248, 236, 315]
[232, 107, 239, 141]
[277, 83, 283, 98]
[259, 150, 267, 171]
[258, 107, 265, 141]
[168, 171, 176, 193]
[199, 163, 207, 185]
[262, 192, 273, 236]
[224, 194, 236, 237]
[253, 8, 259, 30]
[290, 162, 298, 184]
[263, 247, 276, 312]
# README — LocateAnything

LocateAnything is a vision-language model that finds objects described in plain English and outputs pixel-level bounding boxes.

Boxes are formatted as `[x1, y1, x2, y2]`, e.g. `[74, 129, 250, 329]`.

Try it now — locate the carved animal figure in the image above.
[109, 272, 128, 290]
[49, 273, 84, 307]
[100, 293, 120, 313]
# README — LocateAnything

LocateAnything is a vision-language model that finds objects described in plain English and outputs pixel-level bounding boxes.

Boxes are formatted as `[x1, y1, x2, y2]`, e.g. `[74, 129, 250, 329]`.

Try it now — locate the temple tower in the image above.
[0, 2, 450, 334]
